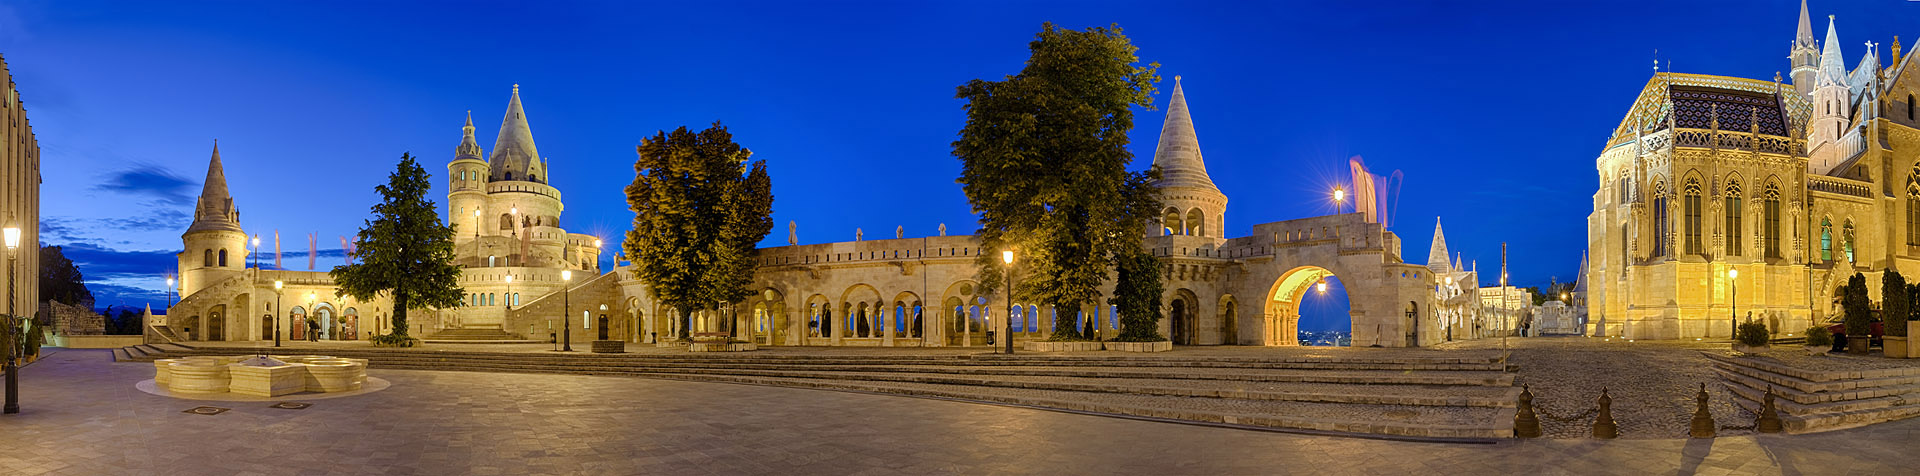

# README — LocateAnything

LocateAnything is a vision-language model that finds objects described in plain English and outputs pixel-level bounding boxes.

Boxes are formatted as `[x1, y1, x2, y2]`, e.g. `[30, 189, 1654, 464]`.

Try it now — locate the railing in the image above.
[1669, 128, 1796, 155]
[1810, 176, 1874, 199]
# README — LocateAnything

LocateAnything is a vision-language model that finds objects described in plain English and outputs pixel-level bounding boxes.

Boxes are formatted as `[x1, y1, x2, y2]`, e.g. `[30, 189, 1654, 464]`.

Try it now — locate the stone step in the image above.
[1715, 366, 1920, 407]
[111, 348, 130, 362]
[152, 343, 193, 352]
[1711, 360, 1920, 395]
[1727, 389, 1920, 434]
[1719, 369, 1916, 416]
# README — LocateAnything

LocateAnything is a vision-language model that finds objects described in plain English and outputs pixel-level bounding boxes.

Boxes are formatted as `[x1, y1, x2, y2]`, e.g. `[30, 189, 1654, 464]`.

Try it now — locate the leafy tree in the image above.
[954, 22, 1161, 340]
[1885, 271, 1908, 337]
[1109, 249, 1165, 342]
[331, 153, 464, 342]
[625, 123, 774, 341]
[38, 245, 93, 309]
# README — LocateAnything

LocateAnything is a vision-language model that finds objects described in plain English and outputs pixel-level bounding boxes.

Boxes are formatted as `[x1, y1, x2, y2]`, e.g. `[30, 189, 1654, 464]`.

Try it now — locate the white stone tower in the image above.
[1790, 0, 1820, 97]
[178, 142, 249, 297]
[1150, 76, 1229, 238]
[1807, 14, 1851, 169]
[487, 84, 546, 184]
[448, 110, 488, 245]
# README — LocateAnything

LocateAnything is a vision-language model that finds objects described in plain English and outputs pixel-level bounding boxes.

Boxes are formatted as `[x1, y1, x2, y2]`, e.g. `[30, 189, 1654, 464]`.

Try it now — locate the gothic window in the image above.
[1910, 94, 1916, 120]
[499, 214, 513, 230]
[1843, 221, 1856, 263]
[505, 172, 513, 180]
[1652, 182, 1669, 258]
[1821, 219, 1833, 262]
[1186, 208, 1206, 237]
[218, 249, 228, 267]
[203, 249, 213, 267]
[1909, 176, 1920, 247]
[1724, 181, 1742, 257]
[1162, 207, 1183, 236]
[1683, 179, 1702, 256]
[1764, 184, 1782, 259]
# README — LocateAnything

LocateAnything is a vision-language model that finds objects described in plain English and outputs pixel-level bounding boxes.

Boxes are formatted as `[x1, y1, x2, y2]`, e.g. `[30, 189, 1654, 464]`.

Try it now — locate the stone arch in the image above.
[841, 284, 883, 338]
[1217, 294, 1239, 345]
[625, 296, 646, 343]
[289, 305, 308, 341]
[892, 291, 923, 339]
[1262, 265, 1356, 346]
[939, 280, 981, 346]
[1163, 207, 1184, 236]
[1168, 288, 1200, 345]
[203, 249, 213, 267]
[218, 249, 228, 267]
[499, 213, 514, 230]
[229, 294, 250, 340]
[342, 307, 360, 340]
[1186, 208, 1206, 237]
[313, 302, 336, 341]
[805, 294, 832, 340]
[204, 304, 226, 341]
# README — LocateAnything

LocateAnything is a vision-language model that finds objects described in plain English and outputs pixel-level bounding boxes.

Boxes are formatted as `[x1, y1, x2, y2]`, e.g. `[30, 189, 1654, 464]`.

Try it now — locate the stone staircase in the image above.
[1707, 352, 1920, 434]
[120, 344, 1518, 440]
[423, 327, 535, 343]
[111, 343, 194, 362]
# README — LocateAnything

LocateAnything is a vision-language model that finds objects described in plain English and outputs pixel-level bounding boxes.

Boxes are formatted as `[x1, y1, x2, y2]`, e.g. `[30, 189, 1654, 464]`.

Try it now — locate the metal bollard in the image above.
[1757, 385, 1784, 434]
[1689, 383, 1716, 438]
[1515, 385, 1542, 438]
[1593, 387, 1618, 439]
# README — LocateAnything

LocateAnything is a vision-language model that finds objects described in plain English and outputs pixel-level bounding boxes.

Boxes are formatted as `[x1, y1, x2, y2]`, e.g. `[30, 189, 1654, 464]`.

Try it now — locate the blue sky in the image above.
[2, 1, 1914, 330]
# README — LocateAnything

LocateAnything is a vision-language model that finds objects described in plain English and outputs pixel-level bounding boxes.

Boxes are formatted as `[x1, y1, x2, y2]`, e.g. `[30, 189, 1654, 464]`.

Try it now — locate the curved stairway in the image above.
[118, 344, 1518, 440]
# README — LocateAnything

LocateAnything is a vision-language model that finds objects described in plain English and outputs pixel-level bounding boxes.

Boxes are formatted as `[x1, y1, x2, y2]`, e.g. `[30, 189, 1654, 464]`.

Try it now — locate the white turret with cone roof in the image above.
[1807, 15, 1852, 165]
[1150, 75, 1229, 238]
[1427, 218, 1451, 274]
[488, 84, 546, 183]
[178, 140, 250, 298]
[1790, 0, 1819, 96]
[456, 110, 484, 159]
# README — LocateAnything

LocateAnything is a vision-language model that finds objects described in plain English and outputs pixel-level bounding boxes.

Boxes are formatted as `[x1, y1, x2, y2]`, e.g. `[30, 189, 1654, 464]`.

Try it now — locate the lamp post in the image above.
[561, 269, 573, 352]
[504, 274, 514, 311]
[1001, 250, 1014, 355]
[165, 276, 176, 309]
[4, 220, 21, 414]
[473, 208, 482, 242]
[273, 280, 284, 347]
[1333, 188, 1346, 214]
[1728, 268, 1739, 339]
[251, 235, 260, 270]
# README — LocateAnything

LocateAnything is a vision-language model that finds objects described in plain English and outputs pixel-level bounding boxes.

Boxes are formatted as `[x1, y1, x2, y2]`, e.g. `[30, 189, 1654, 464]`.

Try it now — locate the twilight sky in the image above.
[1, 1, 1913, 330]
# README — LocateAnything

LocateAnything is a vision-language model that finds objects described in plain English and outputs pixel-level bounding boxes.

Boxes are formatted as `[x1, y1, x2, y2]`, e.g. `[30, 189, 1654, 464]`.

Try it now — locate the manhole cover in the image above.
[183, 406, 230, 415]
[270, 402, 312, 410]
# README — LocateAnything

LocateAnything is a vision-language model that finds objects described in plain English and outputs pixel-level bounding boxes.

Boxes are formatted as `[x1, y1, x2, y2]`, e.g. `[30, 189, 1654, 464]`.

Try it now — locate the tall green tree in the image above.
[954, 23, 1161, 340]
[1109, 248, 1165, 342]
[331, 153, 465, 341]
[1843, 273, 1871, 351]
[38, 245, 93, 309]
[625, 123, 774, 340]
[1885, 270, 1908, 337]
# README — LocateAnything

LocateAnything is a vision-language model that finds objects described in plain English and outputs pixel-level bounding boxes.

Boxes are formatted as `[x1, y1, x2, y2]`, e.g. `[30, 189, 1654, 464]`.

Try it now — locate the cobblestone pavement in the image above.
[191, 339, 1497, 360]
[1435, 336, 1776, 439]
[4, 349, 1919, 475]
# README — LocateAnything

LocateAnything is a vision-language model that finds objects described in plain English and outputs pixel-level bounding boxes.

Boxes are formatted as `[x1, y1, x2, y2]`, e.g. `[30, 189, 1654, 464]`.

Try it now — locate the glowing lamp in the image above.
[1728, 269, 1738, 279]
[1316, 280, 1328, 294]
[273, 280, 283, 290]
[1002, 250, 1014, 265]
[1, 223, 18, 250]
[1332, 188, 1344, 202]
[562, 270, 572, 282]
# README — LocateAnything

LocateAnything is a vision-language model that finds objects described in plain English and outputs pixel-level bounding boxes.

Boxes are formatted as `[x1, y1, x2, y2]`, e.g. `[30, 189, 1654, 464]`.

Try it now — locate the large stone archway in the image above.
[1262, 266, 1342, 346]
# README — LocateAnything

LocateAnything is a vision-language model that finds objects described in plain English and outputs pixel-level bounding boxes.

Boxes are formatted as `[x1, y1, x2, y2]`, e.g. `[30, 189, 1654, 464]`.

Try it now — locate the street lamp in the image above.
[1332, 188, 1346, 213]
[504, 274, 514, 311]
[561, 269, 573, 352]
[273, 280, 284, 347]
[473, 208, 482, 242]
[165, 276, 176, 309]
[251, 235, 260, 270]
[4, 220, 21, 414]
[1728, 268, 1739, 339]
[1002, 250, 1014, 355]
[1316, 279, 1328, 294]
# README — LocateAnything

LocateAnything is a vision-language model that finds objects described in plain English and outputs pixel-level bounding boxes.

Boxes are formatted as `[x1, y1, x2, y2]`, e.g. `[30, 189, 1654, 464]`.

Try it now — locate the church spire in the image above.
[187, 140, 242, 233]
[1151, 76, 1221, 195]
[489, 84, 545, 183]
[1818, 15, 1846, 86]
[1790, 0, 1820, 95]
[456, 110, 483, 159]
[1426, 217, 1452, 274]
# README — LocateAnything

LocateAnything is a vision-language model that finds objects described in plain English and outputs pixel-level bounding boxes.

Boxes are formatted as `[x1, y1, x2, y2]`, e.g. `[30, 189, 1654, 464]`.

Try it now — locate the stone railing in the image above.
[1670, 128, 1796, 155]
[1809, 176, 1874, 199]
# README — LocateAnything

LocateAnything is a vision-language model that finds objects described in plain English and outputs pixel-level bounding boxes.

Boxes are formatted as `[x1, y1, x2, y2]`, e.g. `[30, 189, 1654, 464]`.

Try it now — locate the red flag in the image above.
[339, 236, 353, 265]
[308, 233, 317, 270]
[274, 231, 282, 270]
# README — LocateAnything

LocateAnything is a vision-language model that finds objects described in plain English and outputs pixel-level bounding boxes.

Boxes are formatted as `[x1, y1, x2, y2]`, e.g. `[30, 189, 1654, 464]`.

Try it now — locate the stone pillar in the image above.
[831, 303, 843, 346]
[883, 304, 896, 347]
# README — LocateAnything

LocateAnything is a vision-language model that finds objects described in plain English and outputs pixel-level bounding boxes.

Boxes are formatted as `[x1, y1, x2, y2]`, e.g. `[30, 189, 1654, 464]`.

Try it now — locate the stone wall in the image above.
[38, 300, 103, 335]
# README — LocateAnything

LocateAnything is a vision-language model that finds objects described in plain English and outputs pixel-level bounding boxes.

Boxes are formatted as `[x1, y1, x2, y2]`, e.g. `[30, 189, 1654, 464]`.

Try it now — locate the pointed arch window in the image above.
[1909, 172, 1920, 248]
[1683, 179, 1702, 256]
[1764, 184, 1782, 259]
[1724, 181, 1742, 257]
[203, 249, 213, 267]
[1652, 182, 1670, 258]
[218, 249, 228, 267]
[1821, 219, 1833, 262]
[1843, 221, 1856, 263]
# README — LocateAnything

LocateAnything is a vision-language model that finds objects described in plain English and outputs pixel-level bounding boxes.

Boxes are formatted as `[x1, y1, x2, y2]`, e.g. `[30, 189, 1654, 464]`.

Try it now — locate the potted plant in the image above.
[1733, 319, 1770, 354]
[1885, 272, 1910, 358]
[1804, 325, 1833, 356]
[1843, 274, 1873, 355]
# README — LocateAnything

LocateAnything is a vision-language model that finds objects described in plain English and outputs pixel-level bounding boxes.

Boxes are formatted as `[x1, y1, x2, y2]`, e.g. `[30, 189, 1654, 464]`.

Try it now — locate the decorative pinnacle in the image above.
[512, 83, 519, 92]
[1174, 75, 1181, 82]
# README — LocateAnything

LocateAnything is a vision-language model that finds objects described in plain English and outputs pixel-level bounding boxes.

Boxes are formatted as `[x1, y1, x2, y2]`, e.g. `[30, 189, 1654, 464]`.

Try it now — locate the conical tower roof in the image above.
[1796, 0, 1815, 49]
[1819, 15, 1847, 86]
[489, 84, 545, 183]
[456, 110, 484, 159]
[1151, 76, 1222, 194]
[1426, 217, 1451, 273]
[187, 141, 242, 233]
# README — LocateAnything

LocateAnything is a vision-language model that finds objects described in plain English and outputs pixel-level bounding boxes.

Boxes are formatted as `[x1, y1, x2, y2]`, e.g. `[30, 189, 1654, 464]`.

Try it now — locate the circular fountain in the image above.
[147, 354, 373, 398]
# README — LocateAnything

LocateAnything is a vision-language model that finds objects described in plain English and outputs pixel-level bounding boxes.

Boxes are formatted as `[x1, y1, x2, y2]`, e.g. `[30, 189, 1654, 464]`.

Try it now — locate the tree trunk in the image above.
[678, 307, 692, 341]
[392, 287, 409, 337]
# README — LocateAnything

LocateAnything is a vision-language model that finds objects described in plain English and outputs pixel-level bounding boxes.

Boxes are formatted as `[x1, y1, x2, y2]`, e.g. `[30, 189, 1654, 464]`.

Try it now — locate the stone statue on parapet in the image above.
[896, 226, 903, 239]
[788, 221, 796, 245]
[856, 228, 863, 241]
[938, 223, 947, 236]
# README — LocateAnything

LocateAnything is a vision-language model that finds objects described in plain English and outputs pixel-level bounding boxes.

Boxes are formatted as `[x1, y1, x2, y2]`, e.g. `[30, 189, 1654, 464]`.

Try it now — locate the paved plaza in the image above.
[1, 349, 1917, 475]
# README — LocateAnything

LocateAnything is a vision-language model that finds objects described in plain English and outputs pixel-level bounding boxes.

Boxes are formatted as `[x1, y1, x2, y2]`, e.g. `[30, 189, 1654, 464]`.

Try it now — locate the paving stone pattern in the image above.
[6, 349, 1920, 475]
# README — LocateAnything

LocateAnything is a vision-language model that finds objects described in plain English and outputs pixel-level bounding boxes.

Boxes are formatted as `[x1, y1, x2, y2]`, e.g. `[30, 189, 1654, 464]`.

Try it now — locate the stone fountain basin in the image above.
[153, 355, 370, 397]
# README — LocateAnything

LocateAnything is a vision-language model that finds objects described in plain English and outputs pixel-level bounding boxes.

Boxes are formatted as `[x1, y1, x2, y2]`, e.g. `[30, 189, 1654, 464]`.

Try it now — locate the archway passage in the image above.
[1264, 266, 1353, 346]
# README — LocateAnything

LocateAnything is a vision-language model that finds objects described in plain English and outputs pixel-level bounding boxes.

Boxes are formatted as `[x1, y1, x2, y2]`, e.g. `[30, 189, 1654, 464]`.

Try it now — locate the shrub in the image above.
[1735, 320, 1770, 347]
[1886, 271, 1909, 337]
[1844, 274, 1872, 337]
[1804, 325, 1834, 347]
[369, 334, 421, 348]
